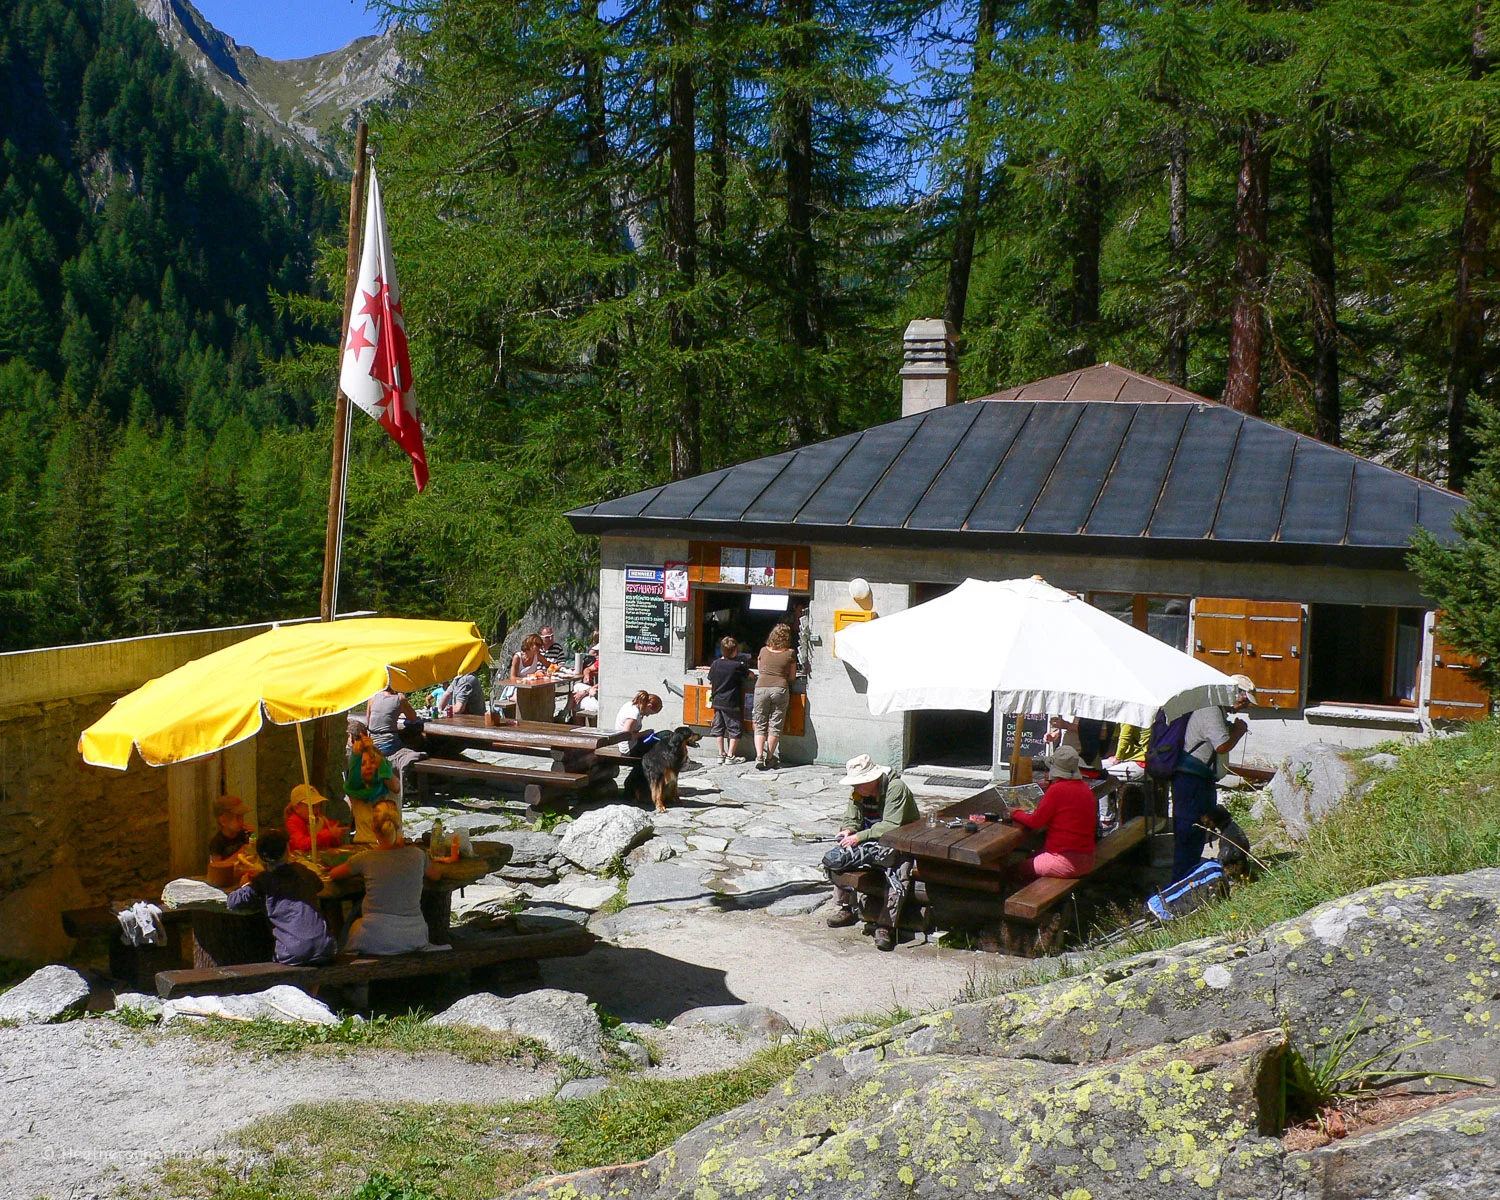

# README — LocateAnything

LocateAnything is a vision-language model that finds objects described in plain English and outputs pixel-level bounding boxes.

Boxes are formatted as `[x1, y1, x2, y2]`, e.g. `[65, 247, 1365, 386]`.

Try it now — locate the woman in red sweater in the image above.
[1007, 745, 1096, 879]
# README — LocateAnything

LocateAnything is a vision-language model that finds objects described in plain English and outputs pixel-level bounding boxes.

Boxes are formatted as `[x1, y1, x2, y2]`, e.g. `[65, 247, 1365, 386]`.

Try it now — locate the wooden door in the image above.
[1429, 620, 1490, 721]
[1242, 601, 1305, 710]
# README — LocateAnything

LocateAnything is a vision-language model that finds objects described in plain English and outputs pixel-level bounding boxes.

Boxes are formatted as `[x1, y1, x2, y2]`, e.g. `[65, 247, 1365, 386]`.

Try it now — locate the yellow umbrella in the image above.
[79, 617, 490, 769]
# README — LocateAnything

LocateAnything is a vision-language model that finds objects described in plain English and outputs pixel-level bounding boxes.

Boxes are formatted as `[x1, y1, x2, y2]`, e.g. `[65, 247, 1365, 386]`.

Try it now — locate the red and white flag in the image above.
[339, 167, 428, 491]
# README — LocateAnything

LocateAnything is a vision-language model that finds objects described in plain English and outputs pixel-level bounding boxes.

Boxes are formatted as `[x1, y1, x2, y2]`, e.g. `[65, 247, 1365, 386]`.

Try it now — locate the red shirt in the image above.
[285, 811, 344, 853]
[1010, 779, 1097, 857]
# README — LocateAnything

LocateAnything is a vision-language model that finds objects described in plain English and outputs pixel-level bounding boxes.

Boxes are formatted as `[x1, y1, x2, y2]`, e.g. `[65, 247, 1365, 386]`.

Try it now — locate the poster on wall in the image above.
[719, 545, 747, 585]
[999, 713, 1050, 761]
[624, 566, 670, 654]
[664, 562, 689, 603]
[746, 548, 776, 588]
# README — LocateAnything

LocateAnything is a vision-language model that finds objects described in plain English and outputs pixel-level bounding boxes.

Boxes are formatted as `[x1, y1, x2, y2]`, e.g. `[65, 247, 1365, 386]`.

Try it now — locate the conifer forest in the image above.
[2, 0, 1498, 651]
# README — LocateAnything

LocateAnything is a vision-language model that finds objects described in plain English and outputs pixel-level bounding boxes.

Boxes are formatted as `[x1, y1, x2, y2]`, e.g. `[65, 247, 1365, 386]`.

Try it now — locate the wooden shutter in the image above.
[683, 684, 710, 726]
[687, 542, 810, 591]
[1429, 618, 1491, 721]
[1193, 598, 1304, 710]
[1192, 597, 1246, 673]
[1242, 601, 1305, 710]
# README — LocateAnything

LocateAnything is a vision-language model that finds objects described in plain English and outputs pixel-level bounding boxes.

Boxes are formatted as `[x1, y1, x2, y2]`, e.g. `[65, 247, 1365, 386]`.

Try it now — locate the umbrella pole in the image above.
[295, 723, 318, 867]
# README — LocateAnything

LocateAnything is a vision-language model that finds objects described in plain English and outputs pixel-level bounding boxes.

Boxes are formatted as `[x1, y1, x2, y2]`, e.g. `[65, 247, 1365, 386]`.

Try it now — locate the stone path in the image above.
[411, 757, 1005, 1027]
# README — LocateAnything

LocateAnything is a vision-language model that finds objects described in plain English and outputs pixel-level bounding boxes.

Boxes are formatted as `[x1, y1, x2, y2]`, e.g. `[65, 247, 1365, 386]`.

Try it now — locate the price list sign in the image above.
[623, 566, 670, 654]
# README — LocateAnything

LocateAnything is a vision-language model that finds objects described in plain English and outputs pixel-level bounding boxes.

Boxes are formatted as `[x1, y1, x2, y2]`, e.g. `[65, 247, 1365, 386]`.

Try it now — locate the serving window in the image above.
[1307, 604, 1425, 708]
[1089, 592, 1191, 653]
[693, 588, 810, 668]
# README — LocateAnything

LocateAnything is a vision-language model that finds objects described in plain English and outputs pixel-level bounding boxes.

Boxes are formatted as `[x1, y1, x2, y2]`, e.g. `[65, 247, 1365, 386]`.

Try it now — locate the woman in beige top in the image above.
[754, 623, 797, 770]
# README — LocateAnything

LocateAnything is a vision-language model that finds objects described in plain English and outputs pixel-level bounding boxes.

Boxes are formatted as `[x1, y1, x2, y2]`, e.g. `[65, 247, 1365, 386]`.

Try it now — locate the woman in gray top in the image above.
[329, 801, 443, 953]
[366, 684, 418, 755]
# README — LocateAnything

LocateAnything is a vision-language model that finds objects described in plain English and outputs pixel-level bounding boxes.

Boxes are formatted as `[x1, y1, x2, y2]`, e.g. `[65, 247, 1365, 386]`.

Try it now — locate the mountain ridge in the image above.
[132, 0, 404, 172]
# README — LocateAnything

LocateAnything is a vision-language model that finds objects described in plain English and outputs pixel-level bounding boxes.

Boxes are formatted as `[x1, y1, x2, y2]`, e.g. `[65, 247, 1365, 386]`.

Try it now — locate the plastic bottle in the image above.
[431, 817, 444, 855]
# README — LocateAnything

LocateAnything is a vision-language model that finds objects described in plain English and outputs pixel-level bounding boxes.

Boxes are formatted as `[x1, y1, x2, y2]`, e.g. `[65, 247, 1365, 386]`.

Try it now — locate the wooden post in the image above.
[1009, 714, 1032, 785]
[315, 121, 369, 785]
[296, 722, 319, 867]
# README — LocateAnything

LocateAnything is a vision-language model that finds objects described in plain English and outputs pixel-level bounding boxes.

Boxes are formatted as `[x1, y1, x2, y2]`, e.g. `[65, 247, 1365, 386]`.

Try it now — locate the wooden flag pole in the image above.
[314, 122, 369, 788]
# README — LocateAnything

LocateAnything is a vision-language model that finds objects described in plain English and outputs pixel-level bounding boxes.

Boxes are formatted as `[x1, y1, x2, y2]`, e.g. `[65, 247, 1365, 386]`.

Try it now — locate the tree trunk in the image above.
[1308, 104, 1339, 445]
[944, 0, 997, 335]
[1447, 5, 1494, 490]
[583, 5, 613, 253]
[666, 0, 700, 479]
[1064, 0, 1101, 368]
[1165, 119, 1189, 385]
[782, 0, 824, 440]
[1223, 115, 1271, 415]
[705, 0, 730, 281]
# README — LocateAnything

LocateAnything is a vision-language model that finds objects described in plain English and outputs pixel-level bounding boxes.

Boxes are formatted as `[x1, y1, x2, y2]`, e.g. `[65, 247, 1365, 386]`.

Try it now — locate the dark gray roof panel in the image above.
[1083, 402, 1190, 537]
[689, 451, 794, 521]
[795, 421, 919, 526]
[741, 437, 859, 523]
[567, 363, 1466, 564]
[1213, 417, 1295, 543]
[1347, 461, 1419, 548]
[966, 402, 1083, 531]
[852, 404, 983, 528]
[638, 467, 733, 519]
[905, 401, 1030, 530]
[1148, 406, 1240, 539]
[1025, 402, 1138, 534]
[1280, 439, 1355, 544]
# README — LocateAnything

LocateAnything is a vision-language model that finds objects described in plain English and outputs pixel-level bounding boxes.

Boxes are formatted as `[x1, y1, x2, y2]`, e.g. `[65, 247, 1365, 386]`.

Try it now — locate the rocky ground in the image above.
[515, 868, 1500, 1200]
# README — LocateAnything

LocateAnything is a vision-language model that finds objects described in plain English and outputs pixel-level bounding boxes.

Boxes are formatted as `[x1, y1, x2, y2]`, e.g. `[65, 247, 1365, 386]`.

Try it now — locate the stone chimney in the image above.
[900, 319, 959, 417]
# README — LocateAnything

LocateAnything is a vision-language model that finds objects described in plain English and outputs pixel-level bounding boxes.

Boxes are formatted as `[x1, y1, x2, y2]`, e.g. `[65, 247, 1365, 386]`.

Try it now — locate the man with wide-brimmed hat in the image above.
[821, 754, 920, 951]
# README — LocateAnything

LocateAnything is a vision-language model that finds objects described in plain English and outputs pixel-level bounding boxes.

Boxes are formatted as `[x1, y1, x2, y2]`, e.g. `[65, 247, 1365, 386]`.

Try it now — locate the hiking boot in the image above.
[756, 755, 769, 771]
[726, 755, 746, 765]
[767, 753, 781, 770]
[825, 908, 858, 929]
[873, 927, 896, 952]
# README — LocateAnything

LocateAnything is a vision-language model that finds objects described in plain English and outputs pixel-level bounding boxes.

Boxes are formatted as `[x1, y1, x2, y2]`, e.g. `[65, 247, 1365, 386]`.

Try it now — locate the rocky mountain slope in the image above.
[515, 869, 1500, 1200]
[132, 0, 405, 172]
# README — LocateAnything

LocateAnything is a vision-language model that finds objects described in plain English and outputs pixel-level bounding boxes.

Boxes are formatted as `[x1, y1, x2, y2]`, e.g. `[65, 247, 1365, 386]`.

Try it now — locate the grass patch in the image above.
[1115, 719, 1500, 956]
[154, 1011, 552, 1067]
[134, 1036, 831, 1200]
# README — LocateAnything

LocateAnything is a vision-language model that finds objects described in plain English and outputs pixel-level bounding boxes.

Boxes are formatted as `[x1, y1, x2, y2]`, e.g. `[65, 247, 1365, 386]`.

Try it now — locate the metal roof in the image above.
[568, 364, 1466, 568]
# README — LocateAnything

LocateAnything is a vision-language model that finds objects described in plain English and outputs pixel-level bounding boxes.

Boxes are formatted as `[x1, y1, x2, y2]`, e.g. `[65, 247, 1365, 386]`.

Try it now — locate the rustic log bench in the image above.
[155, 925, 596, 999]
[412, 757, 590, 808]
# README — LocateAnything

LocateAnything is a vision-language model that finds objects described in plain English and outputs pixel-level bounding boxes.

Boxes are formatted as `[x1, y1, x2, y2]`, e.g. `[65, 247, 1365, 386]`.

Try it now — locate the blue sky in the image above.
[194, 0, 383, 60]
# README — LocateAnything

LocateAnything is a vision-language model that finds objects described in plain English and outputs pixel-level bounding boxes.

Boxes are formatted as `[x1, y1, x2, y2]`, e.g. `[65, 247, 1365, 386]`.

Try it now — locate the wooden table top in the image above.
[422, 714, 627, 752]
[881, 777, 1118, 870]
[497, 672, 580, 690]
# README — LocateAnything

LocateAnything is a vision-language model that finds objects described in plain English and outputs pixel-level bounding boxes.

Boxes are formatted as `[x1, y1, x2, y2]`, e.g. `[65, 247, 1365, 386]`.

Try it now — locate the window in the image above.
[1088, 592, 1191, 653]
[1308, 605, 1425, 708]
[694, 589, 809, 669]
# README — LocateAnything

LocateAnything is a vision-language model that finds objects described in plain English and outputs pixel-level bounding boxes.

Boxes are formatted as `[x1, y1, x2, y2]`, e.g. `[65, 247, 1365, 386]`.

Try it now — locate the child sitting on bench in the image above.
[226, 827, 337, 966]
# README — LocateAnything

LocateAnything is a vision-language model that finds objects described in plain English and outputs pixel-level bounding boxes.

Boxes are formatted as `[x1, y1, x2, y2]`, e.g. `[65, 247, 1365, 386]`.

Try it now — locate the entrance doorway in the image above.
[906, 582, 993, 768]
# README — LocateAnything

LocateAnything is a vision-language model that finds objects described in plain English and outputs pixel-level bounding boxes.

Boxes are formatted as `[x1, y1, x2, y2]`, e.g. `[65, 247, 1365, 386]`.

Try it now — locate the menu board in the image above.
[624, 566, 670, 654]
[1000, 713, 1050, 761]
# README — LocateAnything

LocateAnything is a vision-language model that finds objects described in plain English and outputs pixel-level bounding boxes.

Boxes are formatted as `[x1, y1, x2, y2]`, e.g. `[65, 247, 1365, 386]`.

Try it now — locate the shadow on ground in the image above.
[539, 943, 740, 1022]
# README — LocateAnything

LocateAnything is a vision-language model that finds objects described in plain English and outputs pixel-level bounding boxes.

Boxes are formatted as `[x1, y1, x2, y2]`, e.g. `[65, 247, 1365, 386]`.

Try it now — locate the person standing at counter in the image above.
[708, 635, 753, 765]
[754, 623, 796, 770]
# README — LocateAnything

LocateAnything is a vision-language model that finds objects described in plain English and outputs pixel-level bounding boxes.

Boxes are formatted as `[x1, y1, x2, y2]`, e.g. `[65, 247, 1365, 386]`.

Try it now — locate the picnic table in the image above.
[839, 774, 1146, 956]
[494, 672, 579, 722]
[415, 715, 633, 808]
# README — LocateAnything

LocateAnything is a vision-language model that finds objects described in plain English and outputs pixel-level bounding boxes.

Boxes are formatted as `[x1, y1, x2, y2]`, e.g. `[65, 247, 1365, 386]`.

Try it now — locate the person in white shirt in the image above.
[1171, 674, 1254, 881]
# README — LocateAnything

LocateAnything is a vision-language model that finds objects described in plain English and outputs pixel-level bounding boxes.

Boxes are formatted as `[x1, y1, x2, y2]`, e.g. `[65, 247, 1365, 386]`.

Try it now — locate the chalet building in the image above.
[568, 321, 1486, 772]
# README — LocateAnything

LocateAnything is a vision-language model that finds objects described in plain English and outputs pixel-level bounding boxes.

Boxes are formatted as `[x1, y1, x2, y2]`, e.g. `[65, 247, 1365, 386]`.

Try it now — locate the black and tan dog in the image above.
[624, 726, 702, 812]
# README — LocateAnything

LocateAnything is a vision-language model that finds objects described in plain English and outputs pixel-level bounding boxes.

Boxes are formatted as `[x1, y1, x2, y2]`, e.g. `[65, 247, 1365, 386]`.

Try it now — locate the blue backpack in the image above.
[1147, 861, 1227, 922]
[1145, 711, 1190, 779]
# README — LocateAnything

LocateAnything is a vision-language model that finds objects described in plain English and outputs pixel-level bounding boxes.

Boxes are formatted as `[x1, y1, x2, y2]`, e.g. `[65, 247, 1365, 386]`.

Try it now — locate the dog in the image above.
[624, 726, 701, 812]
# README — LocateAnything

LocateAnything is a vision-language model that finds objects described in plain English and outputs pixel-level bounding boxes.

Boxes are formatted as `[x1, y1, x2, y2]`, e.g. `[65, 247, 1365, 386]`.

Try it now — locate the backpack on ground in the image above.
[1146, 860, 1227, 922]
[1145, 711, 1190, 779]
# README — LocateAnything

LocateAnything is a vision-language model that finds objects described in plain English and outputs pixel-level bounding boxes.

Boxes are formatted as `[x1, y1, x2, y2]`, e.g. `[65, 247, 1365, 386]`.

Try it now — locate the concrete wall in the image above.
[596, 534, 1440, 773]
[0, 621, 322, 963]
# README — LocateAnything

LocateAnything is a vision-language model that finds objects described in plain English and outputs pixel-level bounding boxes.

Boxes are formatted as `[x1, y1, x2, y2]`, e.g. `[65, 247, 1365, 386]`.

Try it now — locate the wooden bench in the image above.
[155, 925, 595, 999]
[1003, 816, 1147, 923]
[412, 758, 589, 807]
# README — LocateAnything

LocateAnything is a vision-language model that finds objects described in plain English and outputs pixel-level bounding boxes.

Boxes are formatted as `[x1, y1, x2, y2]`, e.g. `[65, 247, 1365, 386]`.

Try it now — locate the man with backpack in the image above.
[1148, 675, 1254, 882]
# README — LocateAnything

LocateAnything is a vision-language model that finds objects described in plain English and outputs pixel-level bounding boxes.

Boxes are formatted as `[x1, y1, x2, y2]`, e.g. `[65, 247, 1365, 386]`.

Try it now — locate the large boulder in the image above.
[510, 869, 1500, 1200]
[670, 1004, 794, 1038]
[1268, 742, 1357, 838]
[0, 965, 92, 1023]
[428, 987, 605, 1066]
[557, 806, 653, 872]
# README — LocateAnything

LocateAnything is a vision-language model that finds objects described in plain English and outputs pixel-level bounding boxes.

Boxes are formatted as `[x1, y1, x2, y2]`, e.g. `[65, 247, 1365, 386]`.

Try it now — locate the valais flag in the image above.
[339, 167, 428, 490]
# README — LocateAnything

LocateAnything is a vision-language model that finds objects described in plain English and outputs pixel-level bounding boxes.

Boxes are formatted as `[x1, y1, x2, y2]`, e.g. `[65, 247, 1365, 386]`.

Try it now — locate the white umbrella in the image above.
[833, 576, 1239, 726]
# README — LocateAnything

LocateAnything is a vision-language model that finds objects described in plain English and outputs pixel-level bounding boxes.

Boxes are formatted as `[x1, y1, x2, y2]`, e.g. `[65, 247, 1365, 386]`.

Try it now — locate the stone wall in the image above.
[0, 621, 325, 963]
